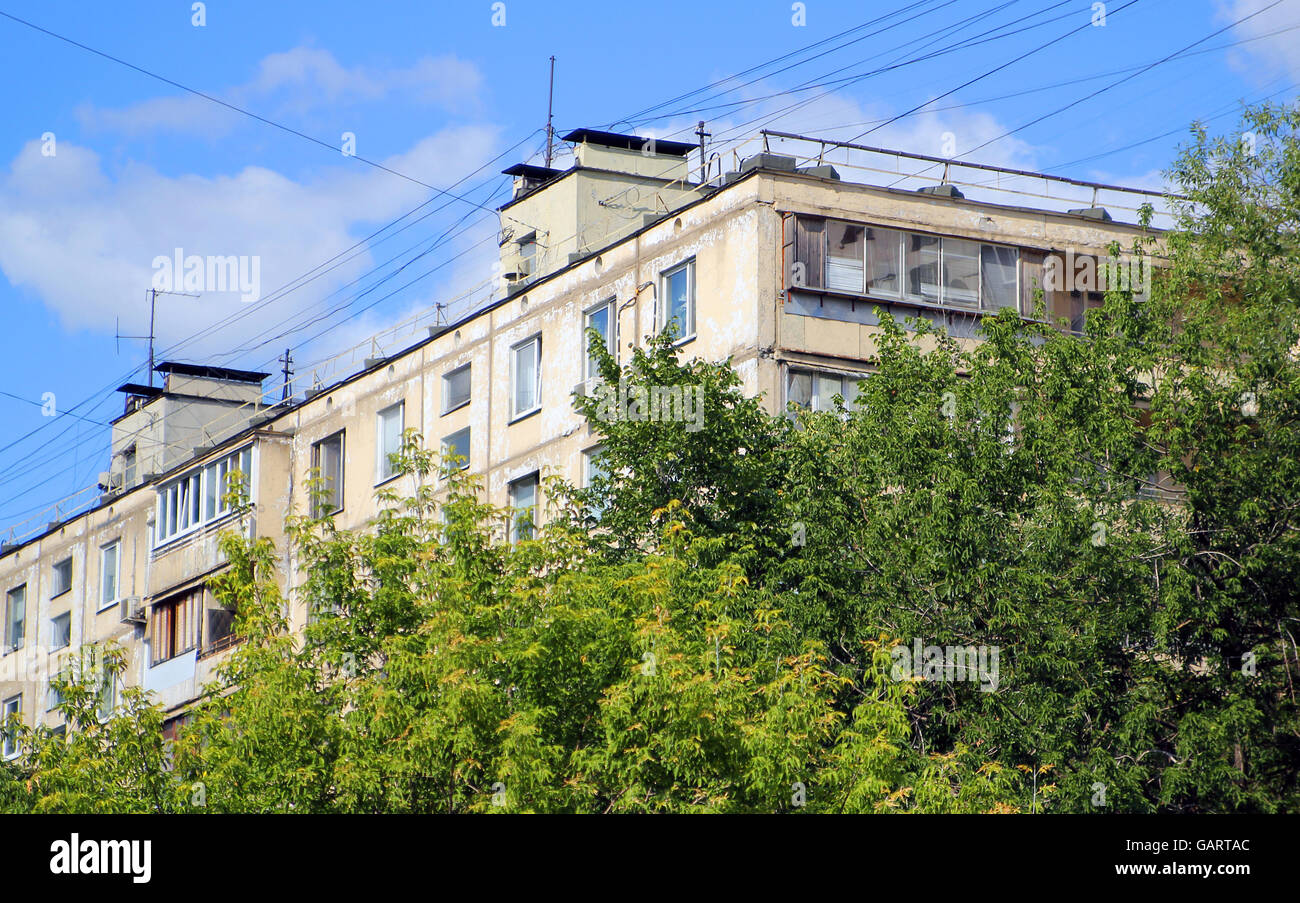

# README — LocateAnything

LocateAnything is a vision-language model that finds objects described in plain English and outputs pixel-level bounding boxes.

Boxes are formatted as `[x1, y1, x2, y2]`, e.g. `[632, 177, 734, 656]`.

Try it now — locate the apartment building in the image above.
[0, 127, 1158, 749]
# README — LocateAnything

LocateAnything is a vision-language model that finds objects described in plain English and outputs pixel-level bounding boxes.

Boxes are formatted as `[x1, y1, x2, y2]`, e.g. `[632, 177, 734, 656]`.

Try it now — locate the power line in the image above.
[0, 9, 542, 233]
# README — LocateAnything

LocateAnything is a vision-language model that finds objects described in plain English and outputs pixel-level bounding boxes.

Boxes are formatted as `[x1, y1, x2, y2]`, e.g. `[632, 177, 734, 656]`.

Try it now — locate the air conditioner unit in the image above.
[571, 376, 606, 398]
[97, 471, 123, 492]
[120, 598, 146, 626]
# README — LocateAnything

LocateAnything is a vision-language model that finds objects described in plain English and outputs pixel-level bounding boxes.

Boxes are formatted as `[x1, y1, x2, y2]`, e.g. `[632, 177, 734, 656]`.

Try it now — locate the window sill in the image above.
[50, 587, 71, 601]
[96, 599, 119, 613]
[375, 472, 403, 489]
[508, 406, 541, 426]
[441, 399, 471, 416]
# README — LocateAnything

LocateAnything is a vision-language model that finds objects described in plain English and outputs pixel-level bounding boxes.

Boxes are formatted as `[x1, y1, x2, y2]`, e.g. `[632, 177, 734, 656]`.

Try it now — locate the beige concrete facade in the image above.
[0, 131, 1158, 746]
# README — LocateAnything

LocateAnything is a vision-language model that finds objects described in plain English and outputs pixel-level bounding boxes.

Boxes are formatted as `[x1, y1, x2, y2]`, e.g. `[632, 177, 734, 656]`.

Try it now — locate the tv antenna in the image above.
[544, 56, 557, 168]
[115, 288, 199, 387]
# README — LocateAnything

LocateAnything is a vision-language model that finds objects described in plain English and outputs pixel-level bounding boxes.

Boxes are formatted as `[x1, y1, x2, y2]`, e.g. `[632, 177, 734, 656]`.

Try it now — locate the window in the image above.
[511, 336, 541, 419]
[866, 227, 903, 297]
[661, 260, 696, 340]
[518, 236, 537, 278]
[202, 446, 253, 522]
[583, 447, 607, 520]
[47, 678, 64, 713]
[826, 221, 866, 293]
[981, 244, 1020, 310]
[156, 446, 251, 546]
[508, 473, 539, 543]
[377, 402, 405, 483]
[2, 695, 19, 758]
[905, 233, 941, 303]
[941, 238, 980, 307]
[441, 427, 471, 471]
[442, 363, 472, 413]
[123, 446, 137, 486]
[793, 219, 1020, 312]
[792, 217, 825, 289]
[787, 370, 861, 413]
[99, 542, 120, 610]
[4, 585, 25, 652]
[97, 670, 115, 721]
[150, 587, 202, 666]
[51, 558, 72, 598]
[311, 432, 345, 517]
[205, 604, 237, 655]
[584, 299, 617, 379]
[583, 447, 607, 488]
[50, 612, 71, 651]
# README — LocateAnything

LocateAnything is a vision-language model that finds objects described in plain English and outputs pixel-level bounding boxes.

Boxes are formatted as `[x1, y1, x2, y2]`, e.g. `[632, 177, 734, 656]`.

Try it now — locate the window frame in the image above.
[791, 218, 1022, 314]
[2, 694, 20, 759]
[441, 426, 472, 472]
[508, 472, 540, 544]
[660, 259, 697, 343]
[583, 298, 617, 380]
[441, 363, 472, 415]
[4, 584, 25, 653]
[49, 611, 71, 652]
[154, 445, 253, 548]
[149, 588, 203, 667]
[510, 334, 542, 422]
[785, 368, 862, 414]
[98, 541, 121, 612]
[50, 557, 73, 599]
[376, 401, 406, 485]
[311, 431, 346, 517]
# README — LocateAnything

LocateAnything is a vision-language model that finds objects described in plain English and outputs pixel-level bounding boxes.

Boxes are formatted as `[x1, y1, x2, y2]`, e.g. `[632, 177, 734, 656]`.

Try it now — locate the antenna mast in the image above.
[116, 288, 199, 387]
[545, 55, 556, 168]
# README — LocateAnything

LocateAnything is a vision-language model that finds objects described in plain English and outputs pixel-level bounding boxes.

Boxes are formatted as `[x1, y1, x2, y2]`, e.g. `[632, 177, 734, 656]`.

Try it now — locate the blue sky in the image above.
[1, 0, 1297, 535]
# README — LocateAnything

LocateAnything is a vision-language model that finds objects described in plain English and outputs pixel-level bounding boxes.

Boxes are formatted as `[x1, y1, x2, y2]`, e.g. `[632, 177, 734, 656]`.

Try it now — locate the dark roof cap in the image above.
[561, 128, 695, 156]
[116, 382, 163, 397]
[155, 362, 269, 383]
[502, 163, 563, 180]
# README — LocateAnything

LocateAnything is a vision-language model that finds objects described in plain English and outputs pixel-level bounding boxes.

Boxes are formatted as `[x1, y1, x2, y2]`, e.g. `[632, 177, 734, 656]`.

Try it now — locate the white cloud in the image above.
[77, 46, 484, 135]
[0, 124, 503, 370]
[1217, 0, 1300, 83]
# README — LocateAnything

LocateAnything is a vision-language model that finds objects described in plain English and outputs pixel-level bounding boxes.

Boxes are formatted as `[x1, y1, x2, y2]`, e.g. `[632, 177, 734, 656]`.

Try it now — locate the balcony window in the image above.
[156, 446, 252, 546]
[787, 370, 861, 413]
[826, 221, 866, 293]
[150, 587, 202, 666]
[866, 227, 902, 297]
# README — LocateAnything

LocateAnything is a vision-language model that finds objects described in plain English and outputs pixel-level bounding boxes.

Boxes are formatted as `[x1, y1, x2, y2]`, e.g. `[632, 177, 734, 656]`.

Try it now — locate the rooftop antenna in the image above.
[695, 121, 711, 186]
[115, 288, 199, 387]
[279, 348, 294, 401]
[544, 56, 557, 169]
